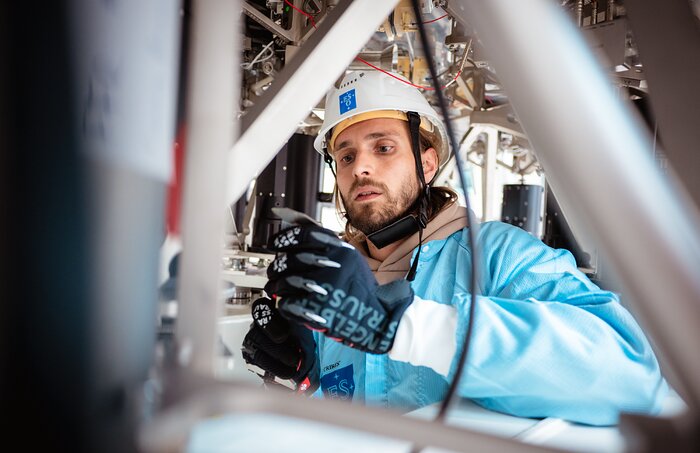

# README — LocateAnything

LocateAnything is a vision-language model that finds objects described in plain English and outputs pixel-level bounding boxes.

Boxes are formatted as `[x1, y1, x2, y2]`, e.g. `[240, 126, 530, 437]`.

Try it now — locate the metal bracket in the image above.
[242, 2, 294, 42]
[227, 0, 401, 205]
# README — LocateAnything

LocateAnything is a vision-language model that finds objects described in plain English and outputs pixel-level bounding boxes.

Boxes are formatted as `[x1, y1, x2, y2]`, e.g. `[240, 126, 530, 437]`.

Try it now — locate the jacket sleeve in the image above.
[388, 221, 667, 426]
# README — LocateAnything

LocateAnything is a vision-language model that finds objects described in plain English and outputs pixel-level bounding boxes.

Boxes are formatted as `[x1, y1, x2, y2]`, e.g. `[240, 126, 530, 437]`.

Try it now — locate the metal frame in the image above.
[139, 374, 565, 453]
[450, 0, 700, 412]
[226, 0, 401, 206]
[243, 0, 323, 45]
[623, 0, 700, 211]
[482, 128, 500, 221]
[434, 125, 484, 197]
[152, 0, 700, 450]
[242, 2, 295, 43]
[176, 0, 241, 376]
[470, 104, 526, 138]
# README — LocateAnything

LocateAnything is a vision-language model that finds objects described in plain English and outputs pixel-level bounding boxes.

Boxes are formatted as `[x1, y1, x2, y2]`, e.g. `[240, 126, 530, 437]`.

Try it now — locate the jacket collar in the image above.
[349, 202, 468, 284]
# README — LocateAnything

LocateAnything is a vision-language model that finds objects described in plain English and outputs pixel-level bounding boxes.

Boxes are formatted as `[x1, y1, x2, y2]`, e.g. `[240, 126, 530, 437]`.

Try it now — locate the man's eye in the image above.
[340, 154, 354, 164]
[378, 145, 393, 153]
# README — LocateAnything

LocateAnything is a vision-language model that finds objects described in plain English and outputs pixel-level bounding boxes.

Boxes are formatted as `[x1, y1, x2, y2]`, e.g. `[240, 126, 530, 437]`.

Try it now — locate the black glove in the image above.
[265, 224, 415, 354]
[241, 297, 319, 394]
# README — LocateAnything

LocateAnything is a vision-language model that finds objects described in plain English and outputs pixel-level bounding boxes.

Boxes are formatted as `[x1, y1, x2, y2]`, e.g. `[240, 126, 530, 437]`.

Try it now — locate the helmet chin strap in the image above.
[405, 111, 429, 281]
[323, 112, 430, 281]
[323, 147, 336, 179]
[363, 195, 425, 248]
[366, 111, 428, 281]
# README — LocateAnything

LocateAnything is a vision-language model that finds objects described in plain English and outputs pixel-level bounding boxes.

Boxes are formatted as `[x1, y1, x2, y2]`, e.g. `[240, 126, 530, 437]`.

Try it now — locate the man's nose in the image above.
[352, 151, 374, 178]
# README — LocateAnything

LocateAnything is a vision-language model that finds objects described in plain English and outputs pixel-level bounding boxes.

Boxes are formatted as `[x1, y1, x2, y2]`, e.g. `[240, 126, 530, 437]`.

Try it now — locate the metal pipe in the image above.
[576, 0, 583, 27]
[482, 129, 500, 221]
[176, 0, 241, 376]
[591, 0, 598, 25]
[242, 2, 294, 42]
[347, 47, 397, 72]
[434, 125, 484, 189]
[606, 0, 615, 21]
[139, 376, 565, 453]
[227, 0, 401, 206]
[68, 1, 182, 449]
[450, 0, 700, 410]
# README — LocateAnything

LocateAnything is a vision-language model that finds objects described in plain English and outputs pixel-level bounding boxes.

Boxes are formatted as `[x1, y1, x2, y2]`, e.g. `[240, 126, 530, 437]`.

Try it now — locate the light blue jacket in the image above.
[314, 221, 667, 426]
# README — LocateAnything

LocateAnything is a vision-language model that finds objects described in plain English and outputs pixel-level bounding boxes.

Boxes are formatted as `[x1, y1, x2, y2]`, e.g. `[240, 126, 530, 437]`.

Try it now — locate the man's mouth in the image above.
[354, 189, 382, 201]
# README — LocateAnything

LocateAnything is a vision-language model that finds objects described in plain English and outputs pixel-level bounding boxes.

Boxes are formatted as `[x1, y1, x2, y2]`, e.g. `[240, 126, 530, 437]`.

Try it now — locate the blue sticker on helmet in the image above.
[320, 364, 355, 400]
[339, 89, 357, 115]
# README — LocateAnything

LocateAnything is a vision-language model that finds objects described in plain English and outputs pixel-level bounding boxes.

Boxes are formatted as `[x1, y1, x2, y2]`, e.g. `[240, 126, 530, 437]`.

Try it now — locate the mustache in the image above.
[348, 178, 389, 197]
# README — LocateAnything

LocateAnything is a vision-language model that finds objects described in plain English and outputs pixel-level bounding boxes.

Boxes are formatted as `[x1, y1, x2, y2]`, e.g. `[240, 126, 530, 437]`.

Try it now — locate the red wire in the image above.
[422, 13, 449, 24]
[355, 57, 434, 90]
[355, 57, 462, 91]
[284, 0, 317, 29]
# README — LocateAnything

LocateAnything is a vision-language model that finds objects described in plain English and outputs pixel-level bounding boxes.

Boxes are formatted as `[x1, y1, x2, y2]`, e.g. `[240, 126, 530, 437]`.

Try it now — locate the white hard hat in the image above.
[313, 70, 450, 167]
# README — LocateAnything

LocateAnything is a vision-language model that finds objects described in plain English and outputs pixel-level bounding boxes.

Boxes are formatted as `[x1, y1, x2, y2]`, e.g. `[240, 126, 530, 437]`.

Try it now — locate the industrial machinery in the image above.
[4, 0, 700, 452]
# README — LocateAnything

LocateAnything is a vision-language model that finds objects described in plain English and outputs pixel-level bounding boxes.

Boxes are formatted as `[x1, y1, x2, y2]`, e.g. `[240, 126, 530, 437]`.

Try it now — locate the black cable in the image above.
[409, 0, 481, 445]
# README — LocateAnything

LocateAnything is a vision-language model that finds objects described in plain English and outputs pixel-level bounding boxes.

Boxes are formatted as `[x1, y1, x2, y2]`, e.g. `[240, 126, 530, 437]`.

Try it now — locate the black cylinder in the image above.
[251, 133, 321, 250]
[501, 184, 544, 237]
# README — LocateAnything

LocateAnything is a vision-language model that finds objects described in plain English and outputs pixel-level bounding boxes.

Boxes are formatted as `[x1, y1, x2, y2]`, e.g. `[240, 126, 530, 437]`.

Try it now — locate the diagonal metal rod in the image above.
[450, 0, 700, 410]
[140, 375, 566, 453]
[227, 0, 400, 206]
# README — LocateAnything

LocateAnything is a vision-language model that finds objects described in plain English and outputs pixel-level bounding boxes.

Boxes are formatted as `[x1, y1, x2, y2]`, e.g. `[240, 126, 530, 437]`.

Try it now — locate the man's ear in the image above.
[422, 147, 439, 184]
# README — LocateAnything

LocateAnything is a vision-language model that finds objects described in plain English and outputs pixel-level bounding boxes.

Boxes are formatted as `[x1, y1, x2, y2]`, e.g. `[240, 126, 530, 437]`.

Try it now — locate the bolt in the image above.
[262, 60, 275, 75]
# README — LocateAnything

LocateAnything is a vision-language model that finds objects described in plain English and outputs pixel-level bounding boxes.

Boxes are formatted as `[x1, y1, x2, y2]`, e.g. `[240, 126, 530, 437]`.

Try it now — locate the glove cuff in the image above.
[329, 279, 415, 355]
[376, 279, 414, 305]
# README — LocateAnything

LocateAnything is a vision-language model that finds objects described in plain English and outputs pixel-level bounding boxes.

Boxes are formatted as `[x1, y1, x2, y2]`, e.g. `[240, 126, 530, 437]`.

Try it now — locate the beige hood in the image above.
[349, 202, 469, 285]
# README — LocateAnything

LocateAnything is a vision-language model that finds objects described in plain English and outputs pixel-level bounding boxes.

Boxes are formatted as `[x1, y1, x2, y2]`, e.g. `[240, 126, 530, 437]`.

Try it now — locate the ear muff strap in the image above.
[407, 111, 426, 189]
[406, 111, 429, 282]
[323, 147, 336, 178]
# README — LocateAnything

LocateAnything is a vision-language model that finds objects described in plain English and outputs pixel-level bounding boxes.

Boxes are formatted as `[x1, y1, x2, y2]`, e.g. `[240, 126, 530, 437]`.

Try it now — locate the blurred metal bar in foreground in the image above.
[140, 375, 565, 453]
[176, 0, 241, 376]
[624, 0, 700, 212]
[226, 0, 401, 205]
[449, 0, 700, 412]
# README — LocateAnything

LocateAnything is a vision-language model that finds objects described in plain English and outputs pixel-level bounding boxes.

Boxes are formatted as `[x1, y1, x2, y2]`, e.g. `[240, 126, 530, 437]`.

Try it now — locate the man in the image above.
[242, 70, 667, 426]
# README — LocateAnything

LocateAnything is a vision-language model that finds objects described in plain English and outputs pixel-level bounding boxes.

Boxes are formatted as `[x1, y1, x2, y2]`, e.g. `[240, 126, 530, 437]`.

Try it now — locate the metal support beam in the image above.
[140, 376, 564, 453]
[242, 2, 294, 43]
[482, 128, 499, 221]
[450, 0, 700, 410]
[177, 0, 241, 376]
[227, 0, 401, 206]
[68, 0, 182, 449]
[455, 72, 479, 109]
[434, 125, 484, 191]
[624, 0, 700, 211]
[470, 104, 527, 138]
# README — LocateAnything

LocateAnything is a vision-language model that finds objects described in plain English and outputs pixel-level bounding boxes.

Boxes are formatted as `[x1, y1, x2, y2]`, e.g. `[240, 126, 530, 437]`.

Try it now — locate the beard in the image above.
[340, 177, 420, 236]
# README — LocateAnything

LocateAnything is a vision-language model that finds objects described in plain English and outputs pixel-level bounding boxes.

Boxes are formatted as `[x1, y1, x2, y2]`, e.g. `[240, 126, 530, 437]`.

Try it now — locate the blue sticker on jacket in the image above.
[321, 364, 355, 400]
[339, 89, 357, 114]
